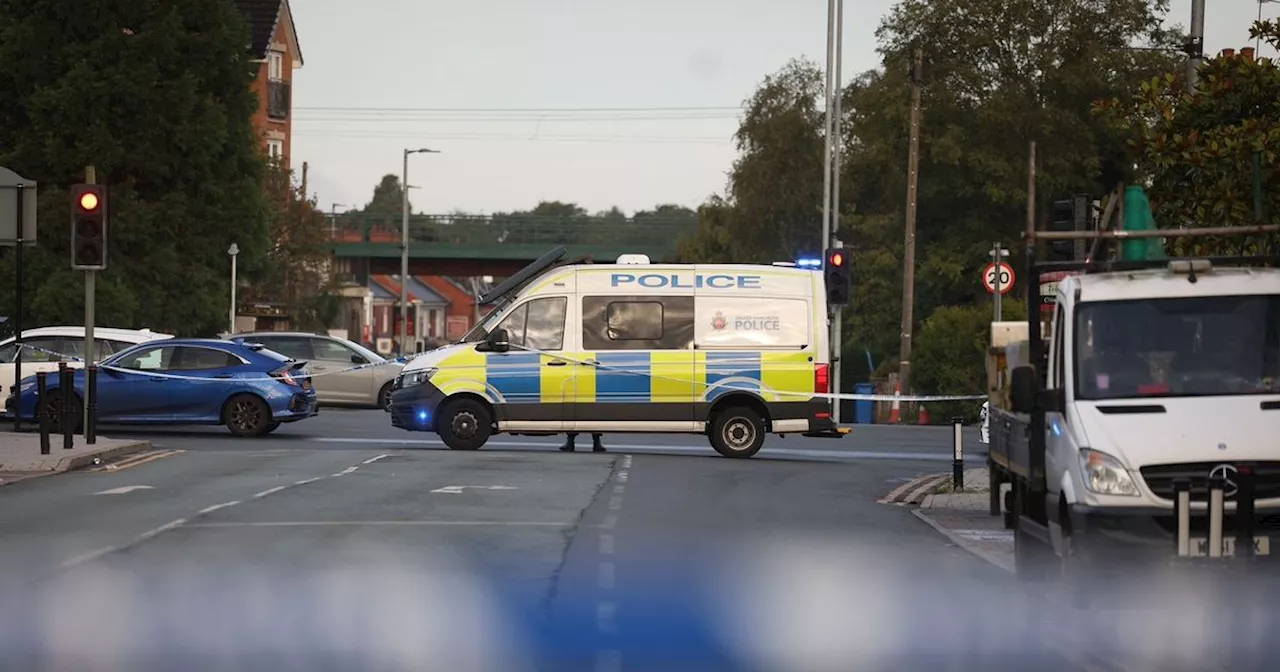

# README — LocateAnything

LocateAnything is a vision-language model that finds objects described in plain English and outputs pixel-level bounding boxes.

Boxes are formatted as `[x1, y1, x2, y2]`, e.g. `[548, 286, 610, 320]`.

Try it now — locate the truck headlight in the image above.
[1078, 448, 1140, 496]
[398, 368, 437, 389]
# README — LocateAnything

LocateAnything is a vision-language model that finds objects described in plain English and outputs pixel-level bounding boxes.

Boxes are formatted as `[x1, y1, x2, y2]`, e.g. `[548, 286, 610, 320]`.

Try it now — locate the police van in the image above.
[388, 247, 839, 457]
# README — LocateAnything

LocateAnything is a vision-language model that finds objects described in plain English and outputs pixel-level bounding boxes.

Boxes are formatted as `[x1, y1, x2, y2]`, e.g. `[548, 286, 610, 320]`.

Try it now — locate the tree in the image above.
[0, 0, 271, 336]
[1095, 21, 1280, 255]
[242, 161, 339, 332]
[911, 300, 1027, 422]
[358, 174, 411, 216]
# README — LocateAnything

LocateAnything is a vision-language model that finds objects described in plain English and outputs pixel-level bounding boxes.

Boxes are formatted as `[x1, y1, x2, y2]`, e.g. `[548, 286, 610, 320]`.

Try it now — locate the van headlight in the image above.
[398, 368, 437, 389]
[1078, 448, 1140, 496]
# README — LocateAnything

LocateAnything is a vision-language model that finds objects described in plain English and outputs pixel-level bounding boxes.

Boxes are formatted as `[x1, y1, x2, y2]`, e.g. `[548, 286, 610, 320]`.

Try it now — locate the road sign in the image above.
[982, 262, 1015, 295]
[0, 166, 38, 246]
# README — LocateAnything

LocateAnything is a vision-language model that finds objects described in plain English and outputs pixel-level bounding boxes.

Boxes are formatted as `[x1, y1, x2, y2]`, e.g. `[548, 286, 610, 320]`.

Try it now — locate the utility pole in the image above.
[400, 148, 439, 354]
[897, 47, 924, 394]
[1186, 0, 1205, 89]
[830, 0, 845, 422]
[820, 0, 837, 251]
[1026, 141, 1037, 240]
[83, 165, 96, 433]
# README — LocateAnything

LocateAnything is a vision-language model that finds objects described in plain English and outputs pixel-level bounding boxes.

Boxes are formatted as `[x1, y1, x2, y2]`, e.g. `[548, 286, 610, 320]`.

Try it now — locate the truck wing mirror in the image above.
[1010, 366, 1039, 413]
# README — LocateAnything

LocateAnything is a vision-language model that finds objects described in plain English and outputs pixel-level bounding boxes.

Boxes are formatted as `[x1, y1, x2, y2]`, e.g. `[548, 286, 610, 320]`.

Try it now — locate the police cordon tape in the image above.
[13, 342, 986, 404]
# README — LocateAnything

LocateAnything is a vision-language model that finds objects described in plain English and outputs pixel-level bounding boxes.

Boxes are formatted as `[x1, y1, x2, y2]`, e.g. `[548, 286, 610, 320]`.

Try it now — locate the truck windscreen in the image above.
[1074, 294, 1280, 400]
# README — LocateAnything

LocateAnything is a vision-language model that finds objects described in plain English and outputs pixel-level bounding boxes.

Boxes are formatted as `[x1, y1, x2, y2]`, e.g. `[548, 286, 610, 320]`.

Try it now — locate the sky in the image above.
[289, 0, 1273, 218]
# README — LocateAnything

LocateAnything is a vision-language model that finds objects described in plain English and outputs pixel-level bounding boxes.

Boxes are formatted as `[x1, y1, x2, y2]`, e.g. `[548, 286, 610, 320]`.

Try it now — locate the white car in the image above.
[0, 326, 174, 399]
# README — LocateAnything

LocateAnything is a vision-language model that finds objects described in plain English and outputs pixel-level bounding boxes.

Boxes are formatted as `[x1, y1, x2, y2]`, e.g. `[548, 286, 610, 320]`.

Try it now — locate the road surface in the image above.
[0, 410, 1092, 671]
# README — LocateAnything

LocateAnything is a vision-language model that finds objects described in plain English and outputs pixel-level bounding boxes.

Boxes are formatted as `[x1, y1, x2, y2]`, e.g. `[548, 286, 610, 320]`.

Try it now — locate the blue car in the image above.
[4, 338, 318, 437]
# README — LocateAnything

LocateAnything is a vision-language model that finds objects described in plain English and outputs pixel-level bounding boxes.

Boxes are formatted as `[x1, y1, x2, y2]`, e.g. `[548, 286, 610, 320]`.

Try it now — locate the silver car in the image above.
[230, 332, 403, 409]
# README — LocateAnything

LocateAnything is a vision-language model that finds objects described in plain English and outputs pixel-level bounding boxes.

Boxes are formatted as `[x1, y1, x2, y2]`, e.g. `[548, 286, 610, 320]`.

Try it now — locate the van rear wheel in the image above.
[709, 405, 765, 458]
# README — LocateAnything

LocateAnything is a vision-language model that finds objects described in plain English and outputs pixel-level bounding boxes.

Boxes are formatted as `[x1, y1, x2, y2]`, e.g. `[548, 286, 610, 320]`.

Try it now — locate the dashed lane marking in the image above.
[253, 485, 287, 499]
[197, 501, 240, 515]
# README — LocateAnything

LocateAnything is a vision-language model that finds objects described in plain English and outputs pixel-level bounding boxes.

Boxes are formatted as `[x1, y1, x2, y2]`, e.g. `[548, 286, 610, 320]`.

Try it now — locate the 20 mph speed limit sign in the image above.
[983, 262, 1015, 295]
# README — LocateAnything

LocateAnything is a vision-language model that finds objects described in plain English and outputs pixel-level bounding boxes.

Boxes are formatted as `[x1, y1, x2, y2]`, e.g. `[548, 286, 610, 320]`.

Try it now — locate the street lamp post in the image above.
[400, 148, 439, 353]
[227, 243, 239, 335]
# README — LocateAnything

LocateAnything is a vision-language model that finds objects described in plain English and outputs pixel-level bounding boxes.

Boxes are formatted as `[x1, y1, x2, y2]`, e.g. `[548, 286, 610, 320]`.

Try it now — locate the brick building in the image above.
[234, 0, 302, 165]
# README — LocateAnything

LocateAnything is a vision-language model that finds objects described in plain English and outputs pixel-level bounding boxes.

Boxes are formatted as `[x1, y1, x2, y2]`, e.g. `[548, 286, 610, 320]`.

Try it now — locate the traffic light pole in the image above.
[84, 165, 96, 436]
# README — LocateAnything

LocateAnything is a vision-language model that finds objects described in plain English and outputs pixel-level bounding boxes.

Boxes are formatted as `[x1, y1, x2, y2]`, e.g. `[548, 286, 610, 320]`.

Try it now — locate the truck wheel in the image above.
[709, 405, 765, 458]
[438, 398, 492, 450]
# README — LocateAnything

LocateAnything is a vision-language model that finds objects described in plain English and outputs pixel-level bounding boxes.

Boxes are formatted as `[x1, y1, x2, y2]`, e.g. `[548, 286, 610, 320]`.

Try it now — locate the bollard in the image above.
[1207, 474, 1225, 558]
[1173, 478, 1191, 557]
[951, 416, 964, 491]
[1237, 463, 1256, 560]
[59, 362, 73, 451]
[36, 371, 51, 455]
[86, 364, 98, 445]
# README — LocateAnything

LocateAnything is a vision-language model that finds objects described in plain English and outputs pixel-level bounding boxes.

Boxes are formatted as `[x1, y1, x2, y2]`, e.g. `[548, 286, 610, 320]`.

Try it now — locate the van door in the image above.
[487, 296, 570, 430]
[579, 295, 697, 430]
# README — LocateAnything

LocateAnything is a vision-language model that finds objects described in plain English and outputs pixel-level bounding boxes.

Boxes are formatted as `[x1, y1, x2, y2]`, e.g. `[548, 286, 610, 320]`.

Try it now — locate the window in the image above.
[12, 337, 62, 363]
[1075, 295, 1280, 400]
[312, 337, 360, 362]
[0, 343, 15, 363]
[582, 296, 695, 351]
[494, 303, 529, 347]
[524, 297, 567, 351]
[172, 347, 242, 370]
[114, 346, 173, 371]
[608, 302, 663, 340]
[64, 337, 115, 363]
[257, 336, 311, 360]
[267, 51, 284, 80]
[266, 139, 283, 159]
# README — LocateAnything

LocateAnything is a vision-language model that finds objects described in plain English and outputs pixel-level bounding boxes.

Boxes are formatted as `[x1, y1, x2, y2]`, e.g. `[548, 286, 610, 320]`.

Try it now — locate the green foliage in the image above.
[0, 0, 270, 336]
[358, 174, 411, 216]
[676, 0, 1182, 396]
[912, 300, 1027, 422]
[1095, 20, 1280, 255]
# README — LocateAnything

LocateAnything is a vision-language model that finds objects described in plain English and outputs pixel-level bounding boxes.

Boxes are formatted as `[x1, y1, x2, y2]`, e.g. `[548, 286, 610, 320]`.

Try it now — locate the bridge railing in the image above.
[329, 214, 698, 250]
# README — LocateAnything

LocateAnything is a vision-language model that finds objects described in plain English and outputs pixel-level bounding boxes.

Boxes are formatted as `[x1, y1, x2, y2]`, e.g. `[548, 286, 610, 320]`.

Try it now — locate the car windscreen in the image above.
[1074, 294, 1280, 400]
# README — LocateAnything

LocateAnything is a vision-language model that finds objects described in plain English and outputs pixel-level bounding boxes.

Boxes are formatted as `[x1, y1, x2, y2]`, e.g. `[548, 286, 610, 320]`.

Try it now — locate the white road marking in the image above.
[622, 455, 633, 469]
[597, 561, 616, 590]
[608, 496, 622, 511]
[59, 545, 122, 569]
[135, 518, 187, 542]
[294, 476, 323, 486]
[601, 514, 617, 529]
[429, 485, 519, 494]
[617, 471, 629, 482]
[596, 602, 618, 634]
[613, 485, 625, 494]
[598, 534, 615, 555]
[314, 437, 982, 462]
[93, 485, 154, 495]
[595, 650, 622, 672]
[362, 453, 392, 465]
[331, 466, 359, 477]
[253, 485, 287, 499]
[197, 501, 241, 515]
[182, 520, 575, 528]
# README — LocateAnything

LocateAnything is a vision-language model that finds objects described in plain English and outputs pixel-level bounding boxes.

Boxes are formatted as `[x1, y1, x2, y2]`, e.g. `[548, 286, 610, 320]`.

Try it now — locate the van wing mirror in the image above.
[1010, 366, 1039, 413]
[484, 328, 510, 353]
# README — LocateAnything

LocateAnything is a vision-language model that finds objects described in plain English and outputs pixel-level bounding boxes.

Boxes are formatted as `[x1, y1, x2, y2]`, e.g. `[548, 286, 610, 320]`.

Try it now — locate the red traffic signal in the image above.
[69, 184, 108, 270]
[823, 248, 851, 306]
[828, 251, 846, 267]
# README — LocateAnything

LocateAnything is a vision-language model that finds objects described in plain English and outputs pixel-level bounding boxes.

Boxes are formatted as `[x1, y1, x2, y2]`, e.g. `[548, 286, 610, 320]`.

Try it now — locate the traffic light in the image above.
[823, 247, 851, 305]
[70, 184, 107, 270]
[1047, 197, 1077, 262]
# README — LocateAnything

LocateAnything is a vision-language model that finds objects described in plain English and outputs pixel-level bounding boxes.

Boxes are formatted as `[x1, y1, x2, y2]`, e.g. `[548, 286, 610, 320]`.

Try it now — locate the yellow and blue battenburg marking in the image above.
[432, 348, 816, 406]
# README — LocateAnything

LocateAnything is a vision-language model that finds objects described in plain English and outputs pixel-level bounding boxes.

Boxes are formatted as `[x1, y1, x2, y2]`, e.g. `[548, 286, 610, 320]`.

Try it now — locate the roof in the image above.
[1070, 266, 1280, 303]
[1, 327, 173, 344]
[369, 275, 448, 305]
[232, 0, 303, 65]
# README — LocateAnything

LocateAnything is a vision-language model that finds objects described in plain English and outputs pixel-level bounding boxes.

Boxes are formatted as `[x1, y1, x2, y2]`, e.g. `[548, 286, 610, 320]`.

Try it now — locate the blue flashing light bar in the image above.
[796, 257, 822, 268]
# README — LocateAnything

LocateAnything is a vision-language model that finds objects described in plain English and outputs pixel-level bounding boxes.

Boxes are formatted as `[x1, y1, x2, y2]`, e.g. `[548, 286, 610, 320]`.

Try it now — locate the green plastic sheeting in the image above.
[1121, 185, 1167, 261]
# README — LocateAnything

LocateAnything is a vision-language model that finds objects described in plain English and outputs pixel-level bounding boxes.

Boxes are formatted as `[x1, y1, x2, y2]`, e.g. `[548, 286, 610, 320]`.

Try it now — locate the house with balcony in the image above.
[234, 0, 302, 165]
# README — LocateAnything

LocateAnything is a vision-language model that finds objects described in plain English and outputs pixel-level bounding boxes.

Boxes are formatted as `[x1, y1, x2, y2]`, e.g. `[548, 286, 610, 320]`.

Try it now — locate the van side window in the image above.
[524, 297, 567, 351]
[582, 296, 695, 350]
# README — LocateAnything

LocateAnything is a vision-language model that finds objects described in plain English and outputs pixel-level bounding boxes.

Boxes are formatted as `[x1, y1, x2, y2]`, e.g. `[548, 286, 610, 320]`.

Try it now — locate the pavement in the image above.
[0, 429, 151, 485]
[0, 411, 1235, 671]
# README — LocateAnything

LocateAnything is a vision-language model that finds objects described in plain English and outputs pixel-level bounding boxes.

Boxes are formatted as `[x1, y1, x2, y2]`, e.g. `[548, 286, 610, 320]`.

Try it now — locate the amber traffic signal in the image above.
[70, 184, 107, 270]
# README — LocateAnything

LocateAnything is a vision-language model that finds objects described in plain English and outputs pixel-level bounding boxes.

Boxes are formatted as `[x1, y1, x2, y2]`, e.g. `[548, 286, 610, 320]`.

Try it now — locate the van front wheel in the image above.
[709, 406, 765, 458]
[438, 398, 492, 451]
